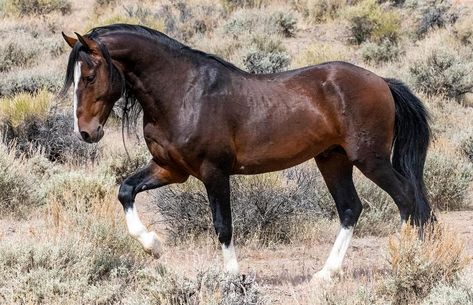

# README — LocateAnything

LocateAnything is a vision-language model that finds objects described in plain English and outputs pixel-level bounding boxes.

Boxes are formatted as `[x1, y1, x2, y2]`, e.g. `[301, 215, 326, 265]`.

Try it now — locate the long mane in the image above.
[61, 24, 245, 130]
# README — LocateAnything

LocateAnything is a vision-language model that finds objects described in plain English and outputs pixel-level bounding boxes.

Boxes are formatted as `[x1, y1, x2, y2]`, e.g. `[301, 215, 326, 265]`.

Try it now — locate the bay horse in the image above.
[61, 24, 433, 282]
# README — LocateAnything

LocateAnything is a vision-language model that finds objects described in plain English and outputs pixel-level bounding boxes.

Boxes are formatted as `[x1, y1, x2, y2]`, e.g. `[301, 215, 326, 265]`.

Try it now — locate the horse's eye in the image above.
[86, 75, 96, 83]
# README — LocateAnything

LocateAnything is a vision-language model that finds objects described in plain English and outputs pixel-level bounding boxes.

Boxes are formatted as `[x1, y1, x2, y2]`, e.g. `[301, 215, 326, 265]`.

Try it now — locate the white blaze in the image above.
[73, 62, 82, 133]
[313, 226, 354, 281]
[222, 239, 239, 275]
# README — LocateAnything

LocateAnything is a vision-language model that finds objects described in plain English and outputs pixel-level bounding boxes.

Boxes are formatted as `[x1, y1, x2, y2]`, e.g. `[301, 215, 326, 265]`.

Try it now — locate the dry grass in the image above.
[0, 0, 473, 304]
[380, 223, 470, 305]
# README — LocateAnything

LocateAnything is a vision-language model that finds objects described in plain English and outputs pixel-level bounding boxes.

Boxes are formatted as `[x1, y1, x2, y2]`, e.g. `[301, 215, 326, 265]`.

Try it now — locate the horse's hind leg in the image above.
[312, 147, 362, 283]
[354, 156, 415, 223]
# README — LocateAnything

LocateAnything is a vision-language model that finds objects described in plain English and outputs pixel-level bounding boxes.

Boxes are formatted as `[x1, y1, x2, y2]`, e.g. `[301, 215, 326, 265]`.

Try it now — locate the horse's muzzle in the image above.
[79, 125, 104, 143]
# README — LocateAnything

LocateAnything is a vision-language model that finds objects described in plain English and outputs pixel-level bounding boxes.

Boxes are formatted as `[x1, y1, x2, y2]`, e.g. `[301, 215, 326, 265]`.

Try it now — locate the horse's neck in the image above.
[112, 36, 197, 122]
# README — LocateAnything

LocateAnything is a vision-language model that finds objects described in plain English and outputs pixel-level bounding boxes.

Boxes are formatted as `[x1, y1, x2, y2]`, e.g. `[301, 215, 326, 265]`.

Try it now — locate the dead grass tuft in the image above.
[380, 223, 470, 305]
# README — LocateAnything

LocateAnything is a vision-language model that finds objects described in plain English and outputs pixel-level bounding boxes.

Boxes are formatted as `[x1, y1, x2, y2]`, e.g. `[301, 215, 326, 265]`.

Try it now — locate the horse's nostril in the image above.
[97, 125, 102, 132]
[80, 131, 91, 142]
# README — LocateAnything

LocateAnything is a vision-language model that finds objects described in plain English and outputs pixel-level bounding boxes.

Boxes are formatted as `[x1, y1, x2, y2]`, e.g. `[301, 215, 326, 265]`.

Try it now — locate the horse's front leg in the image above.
[118, 160, 188, 258]
[202, 169, 239, 275]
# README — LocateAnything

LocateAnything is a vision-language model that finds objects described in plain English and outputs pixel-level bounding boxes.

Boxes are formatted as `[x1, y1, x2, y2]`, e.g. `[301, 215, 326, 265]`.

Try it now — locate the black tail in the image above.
[384, 78, 433, 226]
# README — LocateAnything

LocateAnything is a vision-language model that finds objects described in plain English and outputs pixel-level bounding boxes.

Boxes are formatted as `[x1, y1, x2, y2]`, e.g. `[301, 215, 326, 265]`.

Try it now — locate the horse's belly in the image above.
[233, 139, 330, 174]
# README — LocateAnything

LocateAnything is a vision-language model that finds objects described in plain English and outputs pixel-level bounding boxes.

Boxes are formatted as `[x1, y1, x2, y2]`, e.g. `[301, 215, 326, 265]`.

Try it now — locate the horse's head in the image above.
[62, 32, 123, 143]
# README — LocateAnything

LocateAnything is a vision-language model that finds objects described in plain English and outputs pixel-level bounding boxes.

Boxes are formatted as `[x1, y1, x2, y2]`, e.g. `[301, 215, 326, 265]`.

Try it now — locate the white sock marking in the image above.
[125, 206, 159, 252]
[222, 239, 239, 275]
[73, 62, 82, 133]
[316, 226, 354, 279]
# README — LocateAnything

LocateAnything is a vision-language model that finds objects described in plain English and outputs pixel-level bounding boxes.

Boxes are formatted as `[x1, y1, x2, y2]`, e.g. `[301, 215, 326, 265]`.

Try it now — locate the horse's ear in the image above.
[62, 32, 77, 48]
[74, 32, 98, 54]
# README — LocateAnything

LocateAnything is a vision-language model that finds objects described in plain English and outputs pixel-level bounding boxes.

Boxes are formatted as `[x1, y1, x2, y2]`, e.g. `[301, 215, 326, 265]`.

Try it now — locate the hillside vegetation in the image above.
[0, 0, 473, 304]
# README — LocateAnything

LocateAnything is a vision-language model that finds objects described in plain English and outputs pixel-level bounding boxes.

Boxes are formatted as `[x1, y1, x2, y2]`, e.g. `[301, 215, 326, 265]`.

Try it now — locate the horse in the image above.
[61, 24, 433, 282]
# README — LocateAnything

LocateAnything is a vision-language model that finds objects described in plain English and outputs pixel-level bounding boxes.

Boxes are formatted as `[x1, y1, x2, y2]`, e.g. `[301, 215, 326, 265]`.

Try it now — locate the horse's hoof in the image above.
[224, 260, 240, 275]
[310, 268, 342, 286]
[142, 231, 163, 259]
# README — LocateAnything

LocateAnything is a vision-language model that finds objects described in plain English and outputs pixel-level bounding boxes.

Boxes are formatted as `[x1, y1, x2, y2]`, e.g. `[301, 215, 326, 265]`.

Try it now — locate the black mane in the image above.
[87, 23, 245, 73]
[61, 24, 245, 132]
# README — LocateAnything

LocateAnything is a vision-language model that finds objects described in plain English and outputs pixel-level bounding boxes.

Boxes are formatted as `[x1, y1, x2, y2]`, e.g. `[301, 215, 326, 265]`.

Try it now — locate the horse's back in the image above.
[230, 61, 395, 174]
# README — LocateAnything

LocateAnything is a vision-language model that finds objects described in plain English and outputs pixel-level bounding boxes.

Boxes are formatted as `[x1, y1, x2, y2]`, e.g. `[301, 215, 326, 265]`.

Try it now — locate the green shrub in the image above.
[424, 148, 473, 211]
[409, 46, 473, 101]
[343, 0, 402, 45]
[361, 39, 403, 64]
[4, 0, 71, 16]
[0, 89, 51, 127]
[292, 0, 346, 23]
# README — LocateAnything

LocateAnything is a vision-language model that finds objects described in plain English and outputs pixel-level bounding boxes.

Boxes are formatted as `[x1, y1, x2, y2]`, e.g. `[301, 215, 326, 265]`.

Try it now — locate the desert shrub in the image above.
[242, 46, 291, 74]
[4, 0, 71, 16]
[155, 2, 225, 42]
[407, 0, 459, 39]
[100, 146, 149, 184]
[0, 234, 142, 305]
[292, 42, 352, 67]
[0, 145, 40, 215]
[137, 267, 267, 305]
[424, 148, 473, 211]
[421, 275, 473, 305]
[361, 39, 403, 64]
[380, 224, 469, 305]
[453, 16, 473, 46]
[343, 0, 401, 45]
[2, 107, 99, 163]
[42, 171, 114, 211]
[0, 40, 38, 72]
[408, 46, 473, 101]
[98, 4, 165, 31]
[219, 0, 267, 12]
[461, 136, 473, 163]
[270, 11, 298, 38]
[292, 0, 346, 23]
[240, 35, 291, 74]
[94, 0, 117, 8]
[153, 164, 332, 244]
[223, 9, 297, 38]
[0, 67, 62, 97]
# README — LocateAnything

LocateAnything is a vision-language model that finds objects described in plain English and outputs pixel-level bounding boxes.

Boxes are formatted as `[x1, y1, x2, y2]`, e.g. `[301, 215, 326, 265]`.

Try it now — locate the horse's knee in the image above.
[341, 205, 362, 228]
[118, 183, 134, 206]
